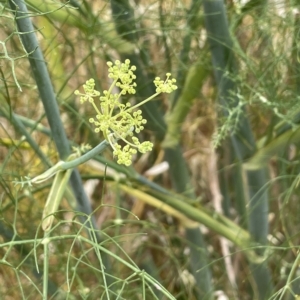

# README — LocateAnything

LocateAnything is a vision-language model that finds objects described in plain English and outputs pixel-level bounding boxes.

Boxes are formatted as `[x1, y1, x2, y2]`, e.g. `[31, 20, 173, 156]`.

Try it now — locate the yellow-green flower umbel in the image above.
[75, 59, 177, 166]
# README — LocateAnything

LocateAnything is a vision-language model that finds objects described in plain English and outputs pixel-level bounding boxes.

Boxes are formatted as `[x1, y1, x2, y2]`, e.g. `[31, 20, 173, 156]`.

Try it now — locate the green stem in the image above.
[127, 92, 161, 112]
[106, 78, 119, 116]
[31, 140, 109, 184]
[42, 234, 50, 299]
[278, 252, 300, 300]
[203, 0, 273, 298]
[8, 1, 114, 288]
[0, 106, 52, 168]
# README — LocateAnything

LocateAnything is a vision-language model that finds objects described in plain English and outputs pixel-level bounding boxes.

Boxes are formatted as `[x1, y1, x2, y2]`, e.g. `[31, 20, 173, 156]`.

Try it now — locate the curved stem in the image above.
[32, 140, 109, 184]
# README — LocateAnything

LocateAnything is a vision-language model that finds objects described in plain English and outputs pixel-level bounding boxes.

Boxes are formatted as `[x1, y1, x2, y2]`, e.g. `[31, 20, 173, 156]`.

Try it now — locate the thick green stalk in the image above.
[8, 0, 113, 291]
[185, 229, 213, 299]
[8, 0, 95, 221]
[203, 0, 273, 298]
[9, 0, 68, 160]
[128, 182, 260, 258]
[30, 140, 109, 184]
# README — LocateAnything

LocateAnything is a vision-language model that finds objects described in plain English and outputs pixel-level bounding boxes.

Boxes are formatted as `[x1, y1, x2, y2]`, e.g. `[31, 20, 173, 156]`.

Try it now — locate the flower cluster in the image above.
[75, 59, 177, 166]
[154, 73, 177, 93]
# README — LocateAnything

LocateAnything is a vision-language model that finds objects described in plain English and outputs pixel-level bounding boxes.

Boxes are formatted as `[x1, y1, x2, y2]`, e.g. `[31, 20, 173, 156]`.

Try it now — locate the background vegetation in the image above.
[1, 0, 300, 299]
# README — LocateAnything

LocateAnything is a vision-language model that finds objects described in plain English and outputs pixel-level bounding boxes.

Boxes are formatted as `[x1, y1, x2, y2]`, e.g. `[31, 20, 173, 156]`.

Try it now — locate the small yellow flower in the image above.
[75, 59, 177, 166]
